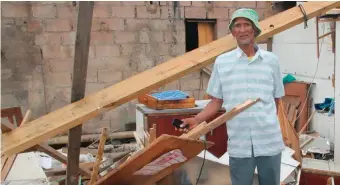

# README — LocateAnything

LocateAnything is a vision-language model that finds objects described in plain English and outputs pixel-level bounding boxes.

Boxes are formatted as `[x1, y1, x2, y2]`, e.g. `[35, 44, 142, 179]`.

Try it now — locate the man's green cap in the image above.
[228, 8, 262, 37]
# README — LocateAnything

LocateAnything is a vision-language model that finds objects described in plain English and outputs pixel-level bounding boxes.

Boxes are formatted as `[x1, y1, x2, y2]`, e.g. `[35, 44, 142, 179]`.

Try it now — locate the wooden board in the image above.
[278, 100, 302, 163]
[138, 94, 195, 110]
[2, 2, 339, 157]
[93, 134, 213, 185]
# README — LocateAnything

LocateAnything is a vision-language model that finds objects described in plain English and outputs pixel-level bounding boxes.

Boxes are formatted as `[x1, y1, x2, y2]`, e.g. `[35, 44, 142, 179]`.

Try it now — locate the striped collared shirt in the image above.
[206, 46, 285, 158]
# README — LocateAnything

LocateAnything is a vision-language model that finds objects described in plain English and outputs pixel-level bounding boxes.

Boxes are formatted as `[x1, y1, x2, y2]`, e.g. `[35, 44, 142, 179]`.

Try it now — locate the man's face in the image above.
[231, 18, 256, 45]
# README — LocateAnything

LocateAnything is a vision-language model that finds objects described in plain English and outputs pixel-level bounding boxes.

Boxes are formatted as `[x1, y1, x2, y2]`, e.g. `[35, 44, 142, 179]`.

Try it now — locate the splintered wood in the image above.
[278, 100, 302, 163]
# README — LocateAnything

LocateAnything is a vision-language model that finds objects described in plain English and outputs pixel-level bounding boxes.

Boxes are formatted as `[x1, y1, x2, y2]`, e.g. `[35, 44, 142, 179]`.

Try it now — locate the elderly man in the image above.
[179, 8, 285, 185]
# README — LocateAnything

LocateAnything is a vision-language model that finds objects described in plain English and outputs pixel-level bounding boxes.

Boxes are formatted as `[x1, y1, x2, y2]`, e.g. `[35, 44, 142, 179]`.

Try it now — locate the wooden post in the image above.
[66, 2, 94, 185]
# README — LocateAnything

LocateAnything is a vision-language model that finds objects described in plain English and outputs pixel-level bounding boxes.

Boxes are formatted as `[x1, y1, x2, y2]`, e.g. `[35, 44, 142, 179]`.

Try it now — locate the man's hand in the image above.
[175, 117, 199, 133]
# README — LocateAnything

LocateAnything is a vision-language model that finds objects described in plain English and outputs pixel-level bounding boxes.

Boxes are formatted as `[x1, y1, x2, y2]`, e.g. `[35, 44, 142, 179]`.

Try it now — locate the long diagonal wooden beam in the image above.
[2, 1, 339, 157]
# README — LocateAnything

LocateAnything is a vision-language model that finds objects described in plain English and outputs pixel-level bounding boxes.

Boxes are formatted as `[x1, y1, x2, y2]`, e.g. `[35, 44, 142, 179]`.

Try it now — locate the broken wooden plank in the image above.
[2, 1, 339, 157]
[298, 110, 316, 134]
[48, 131, 134, 145]
[94, 134, 213, 185]
[181, 98, 260, 139]
[90, 128, 108, 185]
[302, 168, 340, 177]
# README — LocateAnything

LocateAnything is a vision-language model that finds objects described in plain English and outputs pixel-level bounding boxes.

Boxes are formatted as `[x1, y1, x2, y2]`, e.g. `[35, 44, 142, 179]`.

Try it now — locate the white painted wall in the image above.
[272, 17, 336, 144]
[334, 22, 340, 164]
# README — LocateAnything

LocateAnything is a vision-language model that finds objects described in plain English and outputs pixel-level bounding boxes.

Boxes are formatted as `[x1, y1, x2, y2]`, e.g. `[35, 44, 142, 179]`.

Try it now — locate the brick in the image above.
[35, 33, 61, 46]
[180, 78, 200, 91]
[125, 19, 149, 31]
[149, 20, 170, 31]
[43, 58, 73, 73]
[95, 1, 122, 5]
[136, 6, 161, 19]
[90, 32, 114, 45]
[160, 6, 184, 19]
[191, 1, 206, 7]
[57, 3, 77, 18]
[163, 80, 179, 90]
[95, 45, 120, 57]
[207, 8, 229, 19]
[44, 19, 72, 32]
[41, 45, 68, 59]
[122, 1, 145, 6]
[112, 6, 135, 18]
[185, 7, 206, 19]
[44, 72, 72, 87]
[257, 1, 268, 8]
[137, 54, 155, 72]
[85, 83, 106, 95]
[93, 5, 111, 17]
[216, 19, 230, 38]
[114, 32, 137, 44]
[160, 1, 173, 6]
[92, 18, 124, 31]
[145, 43, 170, 56]
[236, 1, 256, 8]
[2, 3, 28, 17]
[32, 4, 57, 18]
[27, 19, 42, 32]
[98, 70, 123, 83]
[61, 31, 76, 45]
[213, 1, 236, 7]
[121, 44, 145, 56]
[2, 18, 15, 25]
[139, 30, 150, 43]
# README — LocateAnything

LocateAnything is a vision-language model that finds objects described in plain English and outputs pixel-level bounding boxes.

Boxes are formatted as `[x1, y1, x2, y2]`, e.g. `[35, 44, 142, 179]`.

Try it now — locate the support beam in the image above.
[2, 1, 340, 157]
[66, 2, 94, 185]
[335, 21, 340, 164]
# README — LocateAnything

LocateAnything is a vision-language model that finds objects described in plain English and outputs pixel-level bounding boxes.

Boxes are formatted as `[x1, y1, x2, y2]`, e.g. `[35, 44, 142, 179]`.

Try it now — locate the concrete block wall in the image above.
[1, 1, 272, 133]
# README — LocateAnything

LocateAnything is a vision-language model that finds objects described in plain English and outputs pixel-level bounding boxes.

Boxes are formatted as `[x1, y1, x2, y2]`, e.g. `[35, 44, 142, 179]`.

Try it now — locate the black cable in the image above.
[298, 4, 308, 29]
[196, 139, 206, 185]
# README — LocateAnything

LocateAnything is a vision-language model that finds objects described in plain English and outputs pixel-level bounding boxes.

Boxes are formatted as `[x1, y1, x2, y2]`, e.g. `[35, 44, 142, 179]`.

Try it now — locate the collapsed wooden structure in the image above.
[2, 1, 340, 184]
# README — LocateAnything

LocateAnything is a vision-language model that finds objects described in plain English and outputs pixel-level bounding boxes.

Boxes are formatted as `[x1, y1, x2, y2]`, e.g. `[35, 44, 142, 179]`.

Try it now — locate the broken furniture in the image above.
[136, 99, 228, 158]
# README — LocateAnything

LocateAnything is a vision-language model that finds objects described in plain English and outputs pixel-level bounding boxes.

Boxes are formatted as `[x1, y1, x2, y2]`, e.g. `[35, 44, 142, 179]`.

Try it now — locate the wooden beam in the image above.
[2, 1, 340, 157]
[89, 128, 108, 185]
[66, 2, 94, 185]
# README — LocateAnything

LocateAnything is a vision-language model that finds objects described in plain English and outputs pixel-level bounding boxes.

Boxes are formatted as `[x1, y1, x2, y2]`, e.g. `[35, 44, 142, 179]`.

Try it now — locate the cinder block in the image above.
[112, 6, 135, 18]
[121, 1, 145, 6]
[114, 31, 137, 44]
[44, 72, 72, 87]
[97, 69, 123, 83]
[90, 32, 114, 45]
[213, 1, 236, 7]
[2, 18, 15, 25]
[136, 6, 161, 19]
[149, 20, 170, 31]
[171, 44, 186, 56]
[125, 19, 150, 31]
[95, 45, 120, 57]
[139, 30, 150, 43]
[61, 31, 76, 45]
[57, 3, 77, 18]
[41, 45, 68, 59]
[185, 7, 206, 19]
[120, 44, 145, 56]
[216, 20, 230, 39]
[236, 1, 256, 8]
[32, 4, 57, 18]
[43, 58, 73, 73]
[145, 43, 171, 56]
[136, 54, 155, 72]
[207, 8, 229, 19]
[257, 1, 268, 8]
[95, 1, 122, 5]
[191, 1, 206, 7]
[179, 1, 191, 6]
[150, 31, 163, 43]
[44, 19, 72, 32]
[86, 70, 98, 83]
[93, 4, 110, 17]
[163, 80, 179, 90]
[45, 87, 71, 112]
[35, 33, 61, 46]
[88, 56, 130, 71]
[2, 3, 29, 18]
[160, 6, 184, 19]
[92, 18, 124, 31]
[27, 19, 42, 32]
[180, 78, 200, 91]
[85, 82, 106, 95]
